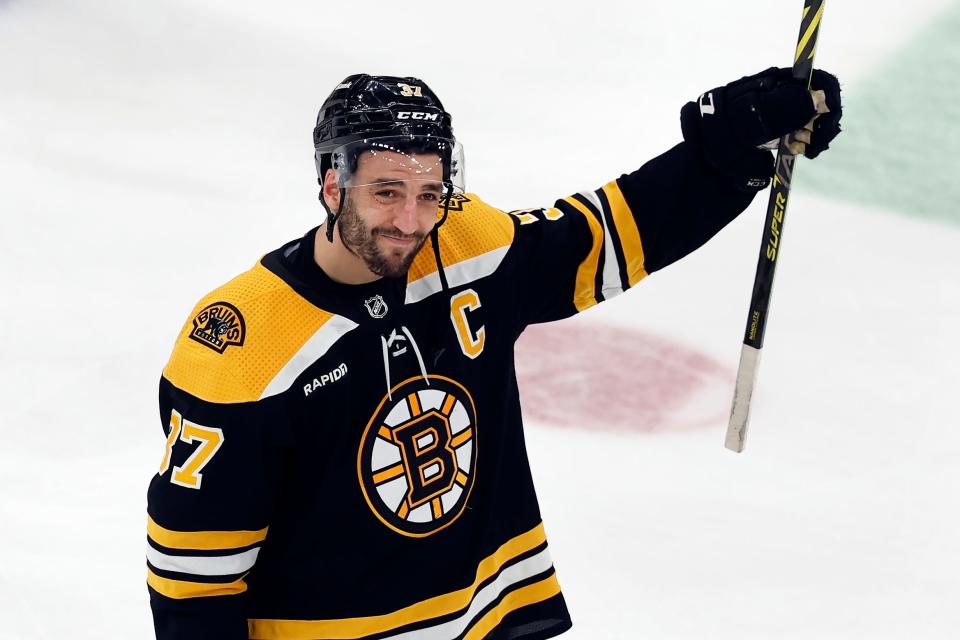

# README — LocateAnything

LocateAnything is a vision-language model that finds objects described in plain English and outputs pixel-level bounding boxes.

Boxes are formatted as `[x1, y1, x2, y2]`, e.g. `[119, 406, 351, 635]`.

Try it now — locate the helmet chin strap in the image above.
[429, 185, 454, 293]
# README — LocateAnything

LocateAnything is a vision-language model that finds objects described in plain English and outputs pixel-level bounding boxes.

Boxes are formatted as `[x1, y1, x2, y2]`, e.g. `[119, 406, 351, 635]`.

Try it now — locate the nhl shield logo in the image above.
[364, 295, 388, 319]
[358, 375, 477, 537]
[189, 302, 245, 353]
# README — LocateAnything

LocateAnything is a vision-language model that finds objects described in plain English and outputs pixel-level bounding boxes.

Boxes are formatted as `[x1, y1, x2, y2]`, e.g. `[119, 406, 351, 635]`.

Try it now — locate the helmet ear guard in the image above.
[315, 152, 345, 242]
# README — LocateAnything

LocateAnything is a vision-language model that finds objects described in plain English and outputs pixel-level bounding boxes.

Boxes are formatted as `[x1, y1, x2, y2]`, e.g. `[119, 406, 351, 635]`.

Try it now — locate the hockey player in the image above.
[147, 69, 841, 639]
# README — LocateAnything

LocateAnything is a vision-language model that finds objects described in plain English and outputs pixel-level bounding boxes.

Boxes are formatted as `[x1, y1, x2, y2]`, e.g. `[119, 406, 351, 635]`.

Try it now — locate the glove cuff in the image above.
[681, 100, 774, 192]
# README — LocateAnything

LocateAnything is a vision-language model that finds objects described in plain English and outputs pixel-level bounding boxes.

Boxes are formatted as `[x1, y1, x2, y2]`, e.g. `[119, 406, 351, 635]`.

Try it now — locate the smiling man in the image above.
[318, 148, 448, 282]
[147, 72, 841, 639]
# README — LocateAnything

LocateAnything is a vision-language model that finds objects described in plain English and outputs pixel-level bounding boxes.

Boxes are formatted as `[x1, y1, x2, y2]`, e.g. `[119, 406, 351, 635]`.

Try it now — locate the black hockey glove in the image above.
[680, 67, 842, 191]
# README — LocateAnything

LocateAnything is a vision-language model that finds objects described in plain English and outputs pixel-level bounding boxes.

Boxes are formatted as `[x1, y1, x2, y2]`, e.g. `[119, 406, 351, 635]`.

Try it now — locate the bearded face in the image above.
[335, 193, 430, 279]
[320, 148, 448, 281]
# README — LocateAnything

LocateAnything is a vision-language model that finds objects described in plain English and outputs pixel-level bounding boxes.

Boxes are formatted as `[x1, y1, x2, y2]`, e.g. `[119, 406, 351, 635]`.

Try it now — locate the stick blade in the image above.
[725, 344, 762, 452]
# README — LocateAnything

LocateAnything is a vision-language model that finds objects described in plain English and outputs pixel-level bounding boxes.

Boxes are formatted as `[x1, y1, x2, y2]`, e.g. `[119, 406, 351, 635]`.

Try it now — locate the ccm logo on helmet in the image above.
[396, 111, 439, 121]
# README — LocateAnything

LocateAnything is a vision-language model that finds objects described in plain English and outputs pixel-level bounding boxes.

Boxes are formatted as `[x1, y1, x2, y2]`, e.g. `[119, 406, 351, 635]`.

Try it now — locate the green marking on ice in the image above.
[800, 2, 960, 226]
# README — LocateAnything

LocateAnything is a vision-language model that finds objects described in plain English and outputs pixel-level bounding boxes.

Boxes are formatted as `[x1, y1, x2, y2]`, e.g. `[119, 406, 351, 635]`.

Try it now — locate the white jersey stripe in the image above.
[580, 189, 624, 300]
[405, 245, 510, 305]
[260, 315, 358, 399]
[382, 546, 555, 640]
[146, 545, 260, 577]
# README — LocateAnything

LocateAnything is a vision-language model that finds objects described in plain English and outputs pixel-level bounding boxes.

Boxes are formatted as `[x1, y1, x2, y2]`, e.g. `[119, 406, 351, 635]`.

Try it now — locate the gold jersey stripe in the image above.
[163, 263, 336, 404]
[248, 523, 548, 640]
[148, 515, 268, 551]
[562, 196, 604, 312]
[600, 181, 648, 286]
[462, 573, 562, 640]
[147, 567, 247, 599]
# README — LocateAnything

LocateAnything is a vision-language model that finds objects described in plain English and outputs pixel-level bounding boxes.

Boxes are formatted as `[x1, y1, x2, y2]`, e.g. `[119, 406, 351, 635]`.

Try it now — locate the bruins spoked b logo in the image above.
[358, 375, 477, 537]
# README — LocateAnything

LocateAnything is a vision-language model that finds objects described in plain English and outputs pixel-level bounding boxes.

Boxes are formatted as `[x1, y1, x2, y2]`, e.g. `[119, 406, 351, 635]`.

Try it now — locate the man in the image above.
[147, 70, 841, 639]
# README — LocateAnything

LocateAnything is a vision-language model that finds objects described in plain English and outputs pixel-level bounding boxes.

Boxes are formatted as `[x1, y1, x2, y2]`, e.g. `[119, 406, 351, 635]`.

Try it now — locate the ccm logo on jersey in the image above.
[303, 363, 348, 396]
[396, 111, 439, 121]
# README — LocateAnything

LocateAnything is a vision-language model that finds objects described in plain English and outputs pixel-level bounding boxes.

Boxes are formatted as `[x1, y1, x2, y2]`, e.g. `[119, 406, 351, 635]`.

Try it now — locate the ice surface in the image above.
[1, 0, 958, 638]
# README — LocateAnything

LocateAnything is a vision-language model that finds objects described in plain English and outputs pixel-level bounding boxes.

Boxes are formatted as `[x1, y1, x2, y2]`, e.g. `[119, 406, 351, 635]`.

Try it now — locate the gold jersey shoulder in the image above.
[164, 261, 335, 404]
[407, 193, 516, 286]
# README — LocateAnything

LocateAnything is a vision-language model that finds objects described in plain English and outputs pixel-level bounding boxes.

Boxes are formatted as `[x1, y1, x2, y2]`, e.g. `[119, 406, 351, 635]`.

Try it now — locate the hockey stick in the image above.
[724, 0, 825, 453]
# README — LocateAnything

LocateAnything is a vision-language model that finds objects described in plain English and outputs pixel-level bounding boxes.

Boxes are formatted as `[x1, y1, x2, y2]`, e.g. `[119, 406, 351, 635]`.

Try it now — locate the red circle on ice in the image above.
[515, 322, 733, 433]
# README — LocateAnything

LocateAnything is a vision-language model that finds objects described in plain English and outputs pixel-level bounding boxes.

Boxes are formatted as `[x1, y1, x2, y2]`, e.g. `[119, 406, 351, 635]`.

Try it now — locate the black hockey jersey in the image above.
[146, 141, 757, 640]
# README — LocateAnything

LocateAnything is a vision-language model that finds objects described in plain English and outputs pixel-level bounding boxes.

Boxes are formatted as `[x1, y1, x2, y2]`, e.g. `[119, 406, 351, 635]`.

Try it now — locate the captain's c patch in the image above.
[189, 302, 246, 354]
[358, 375, 477, 538]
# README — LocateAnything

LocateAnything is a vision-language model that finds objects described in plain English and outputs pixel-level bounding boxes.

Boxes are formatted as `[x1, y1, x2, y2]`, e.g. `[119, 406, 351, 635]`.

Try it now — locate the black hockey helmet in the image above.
[312, 74, 465, 241]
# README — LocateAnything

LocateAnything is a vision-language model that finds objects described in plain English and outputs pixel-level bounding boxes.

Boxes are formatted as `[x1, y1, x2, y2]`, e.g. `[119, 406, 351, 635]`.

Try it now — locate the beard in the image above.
[336, 197, 429, 279]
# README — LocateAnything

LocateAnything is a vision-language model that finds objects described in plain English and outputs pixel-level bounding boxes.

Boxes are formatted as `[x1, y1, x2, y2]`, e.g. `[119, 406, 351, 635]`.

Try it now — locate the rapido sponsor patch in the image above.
[303, 363, 348, 396]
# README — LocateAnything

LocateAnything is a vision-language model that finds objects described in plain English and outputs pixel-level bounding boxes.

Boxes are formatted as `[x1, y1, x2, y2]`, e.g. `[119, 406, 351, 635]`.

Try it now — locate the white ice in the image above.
[1, 0, 958, 638]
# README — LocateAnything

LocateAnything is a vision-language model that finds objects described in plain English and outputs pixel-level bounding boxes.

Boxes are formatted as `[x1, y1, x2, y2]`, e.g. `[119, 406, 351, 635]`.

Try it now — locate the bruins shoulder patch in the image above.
[358, 375, 477, 537]
[189, 302, 246, 353]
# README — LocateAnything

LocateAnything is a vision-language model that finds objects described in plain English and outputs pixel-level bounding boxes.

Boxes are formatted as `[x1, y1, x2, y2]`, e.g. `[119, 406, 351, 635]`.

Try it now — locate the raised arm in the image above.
[504, 67, 841, 326]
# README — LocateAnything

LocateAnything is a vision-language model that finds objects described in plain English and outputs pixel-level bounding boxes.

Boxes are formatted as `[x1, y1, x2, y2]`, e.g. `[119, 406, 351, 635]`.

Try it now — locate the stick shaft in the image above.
[725, 0, 825, 453]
